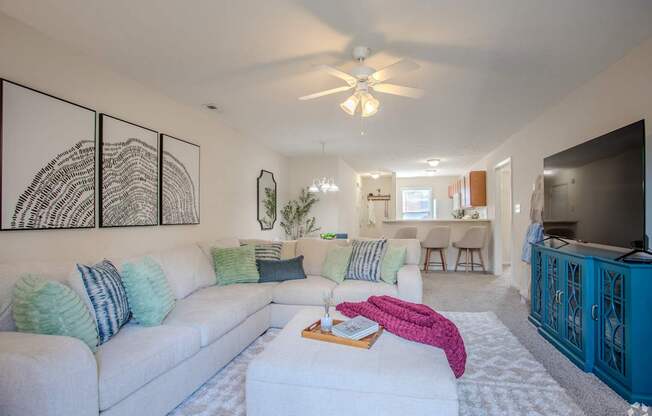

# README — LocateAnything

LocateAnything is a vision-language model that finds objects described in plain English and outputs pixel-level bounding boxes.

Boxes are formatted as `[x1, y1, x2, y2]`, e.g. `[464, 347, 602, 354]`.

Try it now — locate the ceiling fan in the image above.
[299, 46, 424, 117]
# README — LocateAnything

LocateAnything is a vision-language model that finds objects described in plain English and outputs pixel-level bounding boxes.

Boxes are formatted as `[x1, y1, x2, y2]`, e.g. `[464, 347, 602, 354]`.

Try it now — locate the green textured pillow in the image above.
[121, 257, 175, 326]
[380, 246, 407, 285]
[322, 246, 353, 284]
[212, 245, 260, 285]
[12, 275, 99, 352]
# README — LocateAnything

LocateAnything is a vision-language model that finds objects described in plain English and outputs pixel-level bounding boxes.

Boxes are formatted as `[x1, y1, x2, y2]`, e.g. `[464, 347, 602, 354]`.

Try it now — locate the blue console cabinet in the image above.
[529, 243, 652, 404]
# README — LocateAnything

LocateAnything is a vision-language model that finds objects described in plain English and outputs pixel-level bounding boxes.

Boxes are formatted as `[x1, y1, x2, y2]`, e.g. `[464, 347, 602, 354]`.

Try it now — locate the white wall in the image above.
[470, 37, 652, 298]
[287, 156, 360, 238]
[360, 175, 395, 238]
[0, 13, 289, 263]
[395, 176, 457, 220]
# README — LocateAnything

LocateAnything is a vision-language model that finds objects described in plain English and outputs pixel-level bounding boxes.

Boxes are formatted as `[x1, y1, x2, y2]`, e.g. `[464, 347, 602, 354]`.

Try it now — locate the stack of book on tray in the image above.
[332, 316, 379, 340]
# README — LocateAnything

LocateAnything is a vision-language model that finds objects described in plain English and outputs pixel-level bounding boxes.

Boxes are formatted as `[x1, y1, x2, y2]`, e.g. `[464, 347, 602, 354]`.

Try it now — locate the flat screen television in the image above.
[543, 120, 646, 249]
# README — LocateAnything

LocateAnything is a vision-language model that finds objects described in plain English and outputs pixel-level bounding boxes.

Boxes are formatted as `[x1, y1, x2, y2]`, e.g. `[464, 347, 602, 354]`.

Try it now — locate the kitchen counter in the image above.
[363, 218, 493, 273]
[383, 219, 490, 223]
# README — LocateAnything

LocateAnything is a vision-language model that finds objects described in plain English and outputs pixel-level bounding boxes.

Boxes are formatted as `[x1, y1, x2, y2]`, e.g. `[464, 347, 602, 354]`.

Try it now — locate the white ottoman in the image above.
[246, 309, 459, 416]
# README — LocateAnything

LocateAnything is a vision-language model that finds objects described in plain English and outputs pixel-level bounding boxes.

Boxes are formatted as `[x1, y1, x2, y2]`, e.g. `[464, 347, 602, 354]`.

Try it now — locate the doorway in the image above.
[494, 158, 513, 278]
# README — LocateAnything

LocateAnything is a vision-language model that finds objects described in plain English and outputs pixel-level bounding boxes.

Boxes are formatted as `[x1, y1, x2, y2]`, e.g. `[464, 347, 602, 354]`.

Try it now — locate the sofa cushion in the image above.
[197, 238, 240, 259]
[211, 245, 260, 285]
[322, 246, 353, 284]
[280, 240, 297, 260]
[346, 239, 387, 282]
[272, 275, 336, 306]
[332, 280, 398, 304]
[189, 283, 276, 316]
[163, 297, 247, 347]
[381, 246, 407, 285]
[147, 244, 215, 300]
[75, 260, 130, 345]
[296, 238, 348, 275]
[96, 323, 200, 411]
[121, 257, 175, 326]
[258, 256, 307, 283]
[12, 275, 99, 352]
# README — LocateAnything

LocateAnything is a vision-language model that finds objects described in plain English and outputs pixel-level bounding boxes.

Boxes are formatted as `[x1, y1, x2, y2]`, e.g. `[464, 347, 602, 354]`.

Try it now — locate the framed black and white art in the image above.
[159, 134, 200, 225]
[99, 114, 159, 227]
[0, 79, 96, 231]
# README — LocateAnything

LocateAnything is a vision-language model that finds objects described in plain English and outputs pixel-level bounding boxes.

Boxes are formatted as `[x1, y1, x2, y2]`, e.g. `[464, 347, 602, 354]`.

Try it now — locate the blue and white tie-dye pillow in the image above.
[346, 239, 388, 282]
[76, 260, 130, 344]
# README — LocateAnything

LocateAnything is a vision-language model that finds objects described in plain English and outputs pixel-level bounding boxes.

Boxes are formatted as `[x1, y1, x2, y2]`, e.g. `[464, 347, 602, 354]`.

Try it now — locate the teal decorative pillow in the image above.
[12, 275, 99, 352]
[121, 257, 175, 326]
[381, 246, 407, 285]
[322, 246, 353, 284]
[212, 245, 260, 285]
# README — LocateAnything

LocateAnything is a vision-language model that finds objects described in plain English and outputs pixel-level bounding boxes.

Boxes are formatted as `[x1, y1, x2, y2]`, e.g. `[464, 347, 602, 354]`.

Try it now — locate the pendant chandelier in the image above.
[308, 142, 339, 193]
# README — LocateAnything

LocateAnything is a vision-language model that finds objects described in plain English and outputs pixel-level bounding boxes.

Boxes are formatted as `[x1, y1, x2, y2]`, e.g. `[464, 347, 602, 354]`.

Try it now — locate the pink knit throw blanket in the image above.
[336, 295, 467, 378]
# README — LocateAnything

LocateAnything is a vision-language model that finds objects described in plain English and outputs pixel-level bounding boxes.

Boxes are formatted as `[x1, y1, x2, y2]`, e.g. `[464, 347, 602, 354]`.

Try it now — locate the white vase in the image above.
[321, 316, 333, 332]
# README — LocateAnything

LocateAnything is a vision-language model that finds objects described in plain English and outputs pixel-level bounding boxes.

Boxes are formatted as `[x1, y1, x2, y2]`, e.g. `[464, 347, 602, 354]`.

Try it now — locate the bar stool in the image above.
[394, 227, 418, 239]
[421, 226, 451, 272]
[453, 226, 487, 273]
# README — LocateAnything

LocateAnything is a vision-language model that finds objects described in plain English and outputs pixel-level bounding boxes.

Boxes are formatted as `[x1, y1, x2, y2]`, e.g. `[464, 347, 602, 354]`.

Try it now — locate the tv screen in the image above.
[543, 120, 646, 249]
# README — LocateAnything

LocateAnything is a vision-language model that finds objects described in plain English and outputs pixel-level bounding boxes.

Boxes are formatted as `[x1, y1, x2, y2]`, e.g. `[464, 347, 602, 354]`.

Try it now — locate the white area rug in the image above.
[169, 312, 584, 416]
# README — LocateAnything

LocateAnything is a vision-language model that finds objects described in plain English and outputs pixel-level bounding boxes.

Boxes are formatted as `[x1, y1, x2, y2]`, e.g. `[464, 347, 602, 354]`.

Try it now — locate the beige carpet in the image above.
[169, 309, 583, 416]
[423, 270, 629, 416]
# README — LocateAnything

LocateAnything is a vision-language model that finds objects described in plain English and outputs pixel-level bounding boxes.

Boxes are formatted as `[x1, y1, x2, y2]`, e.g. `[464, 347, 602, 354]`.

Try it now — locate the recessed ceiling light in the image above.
[425, 169, 437, 176]
[427, 158, 440, 167]
[203, 103, 220, 112]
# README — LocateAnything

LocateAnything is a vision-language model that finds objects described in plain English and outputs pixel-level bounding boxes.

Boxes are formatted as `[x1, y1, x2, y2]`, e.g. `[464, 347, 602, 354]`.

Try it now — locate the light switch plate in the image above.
[514, 204, 521, 214]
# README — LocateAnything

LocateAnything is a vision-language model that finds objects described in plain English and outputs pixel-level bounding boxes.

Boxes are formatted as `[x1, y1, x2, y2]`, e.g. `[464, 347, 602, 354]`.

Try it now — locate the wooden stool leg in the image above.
[439, 249, 446, 272]
[470, 249, 474, 272]
[455, 249, 462, 272]
[465, 249, 469, 272]
[478, 249, 486, 273]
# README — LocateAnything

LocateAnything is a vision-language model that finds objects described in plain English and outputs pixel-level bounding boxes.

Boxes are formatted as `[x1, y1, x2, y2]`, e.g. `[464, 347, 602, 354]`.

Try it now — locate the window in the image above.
[401, 188, 432, 219]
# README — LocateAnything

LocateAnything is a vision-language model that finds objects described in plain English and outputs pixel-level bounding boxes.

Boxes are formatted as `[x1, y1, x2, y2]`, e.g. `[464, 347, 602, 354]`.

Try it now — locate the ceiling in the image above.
[2, 0, 652, 176]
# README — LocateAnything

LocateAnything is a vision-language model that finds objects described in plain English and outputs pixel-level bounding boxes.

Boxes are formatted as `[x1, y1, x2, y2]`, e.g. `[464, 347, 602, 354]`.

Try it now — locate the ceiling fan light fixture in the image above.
[360, 93, 379, 117]
[340, 94, 360, 116]
[427, 158, 440, 167]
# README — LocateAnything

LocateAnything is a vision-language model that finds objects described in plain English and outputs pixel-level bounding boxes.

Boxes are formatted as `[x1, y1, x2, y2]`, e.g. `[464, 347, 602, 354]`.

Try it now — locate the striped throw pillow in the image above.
[254, 243, 283, 260]
[77, 260, 131, 344]
[346, 239, 388, 282]
[240, 242, 283, 261]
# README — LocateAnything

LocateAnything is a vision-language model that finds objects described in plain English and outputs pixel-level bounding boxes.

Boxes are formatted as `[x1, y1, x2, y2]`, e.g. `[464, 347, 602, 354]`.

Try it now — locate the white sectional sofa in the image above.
[0, 237, 422, 416]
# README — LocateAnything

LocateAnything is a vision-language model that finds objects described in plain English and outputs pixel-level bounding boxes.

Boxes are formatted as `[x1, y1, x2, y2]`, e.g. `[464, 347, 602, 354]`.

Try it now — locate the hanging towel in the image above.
[530, 174, 544, 224]
[521, 222, 544, 263]
[336, 295, 467, 378]
[367, 200, 376, 226]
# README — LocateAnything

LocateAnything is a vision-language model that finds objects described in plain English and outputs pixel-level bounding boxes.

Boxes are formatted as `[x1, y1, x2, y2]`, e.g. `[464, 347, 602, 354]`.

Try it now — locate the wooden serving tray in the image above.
[301, 319, 383, 349]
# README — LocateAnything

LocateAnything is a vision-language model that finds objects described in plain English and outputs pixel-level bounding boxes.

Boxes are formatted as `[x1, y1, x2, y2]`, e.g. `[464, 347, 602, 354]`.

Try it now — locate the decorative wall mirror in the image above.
[257, 170, 277, 230]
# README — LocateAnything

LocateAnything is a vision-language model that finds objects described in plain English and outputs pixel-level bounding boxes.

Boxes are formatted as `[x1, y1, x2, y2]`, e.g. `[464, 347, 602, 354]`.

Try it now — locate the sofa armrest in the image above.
[396, 265, 423, 303]
[0, 332, 98, 416]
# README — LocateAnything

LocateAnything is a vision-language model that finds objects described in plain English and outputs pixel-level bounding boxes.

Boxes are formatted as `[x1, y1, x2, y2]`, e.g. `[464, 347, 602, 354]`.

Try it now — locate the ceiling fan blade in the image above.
[370, 59, 420, 83]
[317, 64, 358, 86]
[372, 83, 424, 98]
[298, 85, 353, 101]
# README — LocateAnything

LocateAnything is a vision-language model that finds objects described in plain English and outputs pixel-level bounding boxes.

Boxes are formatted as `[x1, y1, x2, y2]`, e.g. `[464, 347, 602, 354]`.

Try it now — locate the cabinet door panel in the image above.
[563, 259, 583, 353]
[596, 263, 627, 383]
[543, 254, 562, 335]
[530, 248, 544, 322]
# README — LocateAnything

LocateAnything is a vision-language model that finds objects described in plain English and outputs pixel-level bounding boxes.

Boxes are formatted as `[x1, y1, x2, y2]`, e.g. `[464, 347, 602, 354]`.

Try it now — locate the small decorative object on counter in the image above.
[451, 210, 464, 219]
[321, 294, 334, 332]
[320, 232, 336, 240]
[470, 211, 480, 220]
